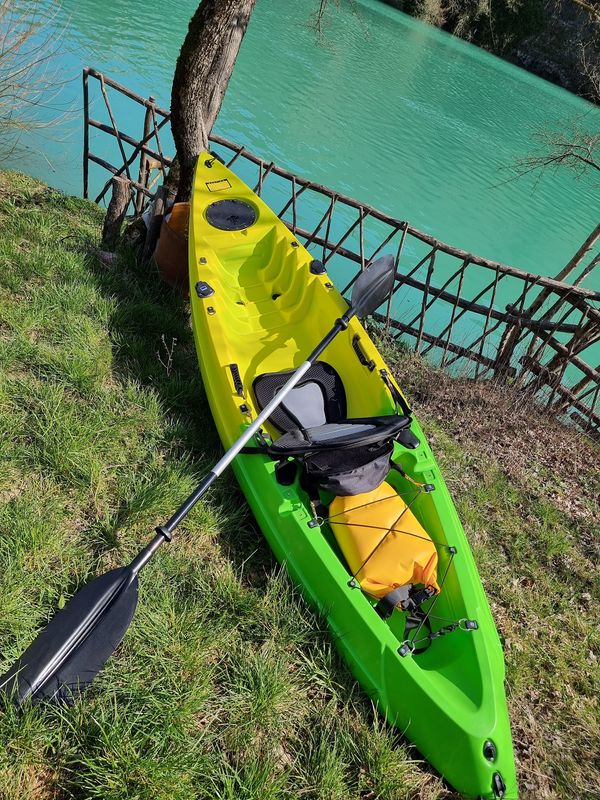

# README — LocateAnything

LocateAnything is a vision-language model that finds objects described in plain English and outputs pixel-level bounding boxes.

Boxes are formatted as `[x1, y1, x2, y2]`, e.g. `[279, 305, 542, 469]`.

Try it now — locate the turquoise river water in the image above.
[6, 0, 599, 285]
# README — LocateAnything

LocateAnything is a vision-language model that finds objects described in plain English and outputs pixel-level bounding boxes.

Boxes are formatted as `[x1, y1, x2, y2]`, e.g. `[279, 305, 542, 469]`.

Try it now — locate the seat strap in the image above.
[240, 428, 273, 455]
[375, 585, 411, 618]
[404, 612, 433, 654]
[375, 584, 437, 620]
[402, 613, 479, 656]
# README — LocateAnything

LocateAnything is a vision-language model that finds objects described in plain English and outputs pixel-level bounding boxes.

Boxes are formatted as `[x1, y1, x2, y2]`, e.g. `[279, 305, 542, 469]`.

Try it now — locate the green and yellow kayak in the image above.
[188, 153, 517, 799]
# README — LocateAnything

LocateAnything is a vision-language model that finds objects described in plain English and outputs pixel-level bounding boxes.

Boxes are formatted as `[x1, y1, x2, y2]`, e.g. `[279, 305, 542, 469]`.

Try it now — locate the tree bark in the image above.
[170, 0, 256, 202]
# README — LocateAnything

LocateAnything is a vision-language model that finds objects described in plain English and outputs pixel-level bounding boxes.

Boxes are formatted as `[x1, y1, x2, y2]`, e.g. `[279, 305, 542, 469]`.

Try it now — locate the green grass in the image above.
[0, 171, 597, 800]
[378, 341, 599, 800]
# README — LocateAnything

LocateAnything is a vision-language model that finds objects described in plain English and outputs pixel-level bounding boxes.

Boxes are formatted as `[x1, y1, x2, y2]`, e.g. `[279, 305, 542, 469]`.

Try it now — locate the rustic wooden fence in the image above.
[82, 67, 600, 435]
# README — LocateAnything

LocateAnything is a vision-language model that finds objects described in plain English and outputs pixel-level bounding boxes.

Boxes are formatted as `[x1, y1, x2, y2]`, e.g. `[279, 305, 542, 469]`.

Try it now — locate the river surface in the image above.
[6, 0, 599, 284]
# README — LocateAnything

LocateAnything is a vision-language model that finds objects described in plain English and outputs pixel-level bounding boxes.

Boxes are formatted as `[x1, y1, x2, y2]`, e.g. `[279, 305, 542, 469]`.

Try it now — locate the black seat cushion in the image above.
[253, 362, 346, 433]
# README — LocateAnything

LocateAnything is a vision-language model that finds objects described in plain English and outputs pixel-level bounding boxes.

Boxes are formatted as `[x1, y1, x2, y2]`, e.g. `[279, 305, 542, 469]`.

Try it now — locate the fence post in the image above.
[136, 96, 155, 214]
[82, 69, 90, 199]
[493, 323, 521, 379]
[102, 176, 133, 250]
[142, 185, 171, 263]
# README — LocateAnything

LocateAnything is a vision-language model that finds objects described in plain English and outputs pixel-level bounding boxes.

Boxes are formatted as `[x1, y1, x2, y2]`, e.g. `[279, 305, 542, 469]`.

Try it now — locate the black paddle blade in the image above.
[0, 567, 138, 705]
[351, 254, 396, 318]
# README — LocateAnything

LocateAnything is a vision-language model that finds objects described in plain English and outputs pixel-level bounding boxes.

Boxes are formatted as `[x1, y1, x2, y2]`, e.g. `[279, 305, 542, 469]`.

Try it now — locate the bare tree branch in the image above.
[571, 0, 600, 24]
[0, 1, 65, 160]
[510, 126, 600, 182]
[309, 0, 338, 41]
[308, 0, 365, 45]
[581, 43, 600, 103]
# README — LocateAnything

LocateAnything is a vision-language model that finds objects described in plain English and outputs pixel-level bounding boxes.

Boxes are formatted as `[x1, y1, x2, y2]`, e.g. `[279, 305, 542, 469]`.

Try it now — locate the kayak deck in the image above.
[189, 154, 517, 799]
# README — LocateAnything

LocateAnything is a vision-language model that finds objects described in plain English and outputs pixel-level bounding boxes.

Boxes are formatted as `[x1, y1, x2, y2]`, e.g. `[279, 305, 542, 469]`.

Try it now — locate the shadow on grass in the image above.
[84, 243, 279, 580]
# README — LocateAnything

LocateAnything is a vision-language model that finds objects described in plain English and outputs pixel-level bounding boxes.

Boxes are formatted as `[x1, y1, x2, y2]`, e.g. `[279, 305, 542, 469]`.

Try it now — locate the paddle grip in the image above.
[164, 471, 218, 532]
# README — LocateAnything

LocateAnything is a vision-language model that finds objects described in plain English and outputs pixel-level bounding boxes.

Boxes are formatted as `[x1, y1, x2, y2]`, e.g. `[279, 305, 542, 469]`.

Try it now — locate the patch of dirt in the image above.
[0, 764, 62, 800]
[387, 350, 599, 526]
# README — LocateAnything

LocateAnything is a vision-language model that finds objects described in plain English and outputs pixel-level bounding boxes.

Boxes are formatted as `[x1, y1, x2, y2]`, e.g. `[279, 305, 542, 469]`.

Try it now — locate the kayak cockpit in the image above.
[249, 360, 482, 677]
[304, 455, 488, 710]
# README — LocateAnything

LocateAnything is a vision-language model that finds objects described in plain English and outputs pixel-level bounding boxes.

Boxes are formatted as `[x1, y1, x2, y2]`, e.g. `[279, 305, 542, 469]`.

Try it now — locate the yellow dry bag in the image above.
[329, 481, 439, 599]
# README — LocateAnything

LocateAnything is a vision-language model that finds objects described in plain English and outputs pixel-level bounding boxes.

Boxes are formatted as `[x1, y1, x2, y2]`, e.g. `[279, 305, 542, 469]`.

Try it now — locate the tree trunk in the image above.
[170, 0, 256, 202]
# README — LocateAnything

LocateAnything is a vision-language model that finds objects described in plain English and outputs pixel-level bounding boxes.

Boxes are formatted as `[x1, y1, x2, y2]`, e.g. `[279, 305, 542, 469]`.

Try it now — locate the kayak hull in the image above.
[189, 154, 517, 799]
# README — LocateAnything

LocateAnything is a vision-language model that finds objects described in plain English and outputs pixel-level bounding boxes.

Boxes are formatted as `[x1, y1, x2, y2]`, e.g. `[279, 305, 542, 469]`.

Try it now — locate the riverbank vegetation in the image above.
[0, 172, 598, 799]
[381, 0, 599, 102]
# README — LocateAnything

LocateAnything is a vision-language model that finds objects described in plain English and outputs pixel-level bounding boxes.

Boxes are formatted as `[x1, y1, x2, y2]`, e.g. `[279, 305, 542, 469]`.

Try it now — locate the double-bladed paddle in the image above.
[0, 254, 395, 705]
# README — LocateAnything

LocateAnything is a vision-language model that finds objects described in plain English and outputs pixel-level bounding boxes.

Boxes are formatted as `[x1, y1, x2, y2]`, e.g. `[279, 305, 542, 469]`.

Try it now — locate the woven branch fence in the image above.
[82, 67, 600, 435]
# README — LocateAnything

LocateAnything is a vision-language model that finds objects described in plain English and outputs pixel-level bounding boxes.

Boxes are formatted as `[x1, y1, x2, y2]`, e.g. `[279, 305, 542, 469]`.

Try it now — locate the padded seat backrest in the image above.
[252, 362, 346, 433]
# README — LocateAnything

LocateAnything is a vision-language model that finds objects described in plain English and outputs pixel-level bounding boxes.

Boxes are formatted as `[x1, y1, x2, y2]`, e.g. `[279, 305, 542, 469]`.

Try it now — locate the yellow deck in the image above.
[189, 153, 401, 445]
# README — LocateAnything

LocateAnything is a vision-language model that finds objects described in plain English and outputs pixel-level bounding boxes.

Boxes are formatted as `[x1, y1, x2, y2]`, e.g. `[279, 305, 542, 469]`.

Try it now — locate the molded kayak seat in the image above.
[253, 361, 410, 454]
[268, 416, 410, 456]
[253, 362, 410, 495]
[253, 361, 346, 433]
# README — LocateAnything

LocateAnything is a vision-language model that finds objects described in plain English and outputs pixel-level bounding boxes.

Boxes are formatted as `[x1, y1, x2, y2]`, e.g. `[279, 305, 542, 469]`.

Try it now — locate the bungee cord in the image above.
[313, 478, 478, 655]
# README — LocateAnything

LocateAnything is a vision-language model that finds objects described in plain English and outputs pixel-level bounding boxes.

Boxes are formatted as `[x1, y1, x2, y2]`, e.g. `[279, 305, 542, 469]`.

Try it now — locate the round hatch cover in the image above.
[206, 199, 257, 231]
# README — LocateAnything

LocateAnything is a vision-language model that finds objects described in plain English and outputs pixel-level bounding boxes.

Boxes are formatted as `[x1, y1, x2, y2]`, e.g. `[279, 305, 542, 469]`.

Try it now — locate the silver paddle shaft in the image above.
[129, 313, 352, 575]
[213, 358, 312, 476]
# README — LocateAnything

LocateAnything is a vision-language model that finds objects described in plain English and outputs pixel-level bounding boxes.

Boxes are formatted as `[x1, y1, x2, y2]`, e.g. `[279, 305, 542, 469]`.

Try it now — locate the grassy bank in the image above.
[0, 172, 597, 800]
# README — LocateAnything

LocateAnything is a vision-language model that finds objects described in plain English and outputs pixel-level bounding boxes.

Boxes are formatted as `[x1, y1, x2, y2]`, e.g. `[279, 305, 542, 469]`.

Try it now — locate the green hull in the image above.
[189, 154, 517, 798]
